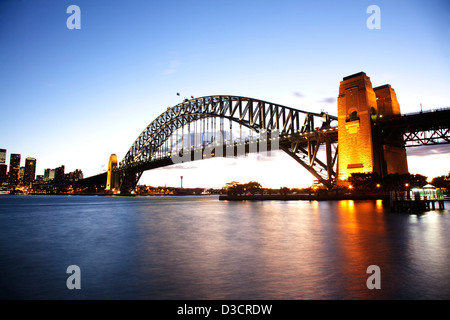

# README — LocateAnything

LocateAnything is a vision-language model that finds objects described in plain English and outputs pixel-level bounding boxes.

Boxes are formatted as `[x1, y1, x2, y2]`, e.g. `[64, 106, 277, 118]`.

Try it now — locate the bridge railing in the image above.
[389, 191, 448, 201]
[402, 106, 450, 117]
[379, 106, 450, 119]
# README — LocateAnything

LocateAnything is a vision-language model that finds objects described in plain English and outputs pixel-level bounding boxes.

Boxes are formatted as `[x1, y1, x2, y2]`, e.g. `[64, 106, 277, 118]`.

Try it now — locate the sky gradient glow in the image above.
[1, 0, 449, 188]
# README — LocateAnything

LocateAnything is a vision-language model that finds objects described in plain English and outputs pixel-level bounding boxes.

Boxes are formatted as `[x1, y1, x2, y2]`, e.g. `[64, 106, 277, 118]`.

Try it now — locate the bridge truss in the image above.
[377, 108, 450, 147]
[117, 95, 338, 193]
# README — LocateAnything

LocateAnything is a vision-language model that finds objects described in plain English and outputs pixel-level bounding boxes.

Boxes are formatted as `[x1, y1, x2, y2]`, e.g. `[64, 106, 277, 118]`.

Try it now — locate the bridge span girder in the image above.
[120, 95, 336, 169]
[376, 108, 450, 147]
[116, 128, 339, 193]
[280, 128, 338, 189]
[116, 95, 338, 194]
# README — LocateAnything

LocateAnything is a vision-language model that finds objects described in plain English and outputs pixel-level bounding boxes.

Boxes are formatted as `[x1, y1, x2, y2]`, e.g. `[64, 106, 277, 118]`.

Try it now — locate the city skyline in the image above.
[1, 0, 449, 188]
[0, 147, 85, 188]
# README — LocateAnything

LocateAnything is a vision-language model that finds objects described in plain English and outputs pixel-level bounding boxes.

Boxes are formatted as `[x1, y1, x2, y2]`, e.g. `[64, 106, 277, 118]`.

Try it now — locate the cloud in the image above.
[255, 150, 282, 162]
[320, 97, 336, 104]
[162, 59, 181, 75]
[163, 69, 176, 75]
[160, 163, 199, 170]
[407, 144, 450, 157]
[293, 92, 304, 98]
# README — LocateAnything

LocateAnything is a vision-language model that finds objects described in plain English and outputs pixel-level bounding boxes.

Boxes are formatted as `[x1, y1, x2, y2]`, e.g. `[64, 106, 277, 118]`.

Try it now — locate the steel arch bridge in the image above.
[116, 95, 339, 194]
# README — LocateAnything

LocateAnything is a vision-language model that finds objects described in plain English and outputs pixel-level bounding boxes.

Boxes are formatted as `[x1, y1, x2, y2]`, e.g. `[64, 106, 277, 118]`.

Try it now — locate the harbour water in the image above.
[0, 194, 449, 300]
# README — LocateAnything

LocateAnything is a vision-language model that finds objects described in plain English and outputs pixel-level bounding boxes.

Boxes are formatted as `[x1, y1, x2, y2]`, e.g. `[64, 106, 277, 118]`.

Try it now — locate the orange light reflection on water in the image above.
[335, 200, 393, 298]
[137, 198, 401, 299]
[376, 199, 383, 212]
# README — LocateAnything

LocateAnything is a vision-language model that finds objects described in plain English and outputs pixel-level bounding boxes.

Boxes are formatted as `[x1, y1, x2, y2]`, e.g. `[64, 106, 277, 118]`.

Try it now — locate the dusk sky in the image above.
[1, 0, 449, 188]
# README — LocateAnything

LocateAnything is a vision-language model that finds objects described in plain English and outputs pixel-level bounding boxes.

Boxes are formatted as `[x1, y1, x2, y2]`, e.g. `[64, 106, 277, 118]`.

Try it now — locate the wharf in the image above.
[390, 191, 446, 213]
[219, 193, 390, 201]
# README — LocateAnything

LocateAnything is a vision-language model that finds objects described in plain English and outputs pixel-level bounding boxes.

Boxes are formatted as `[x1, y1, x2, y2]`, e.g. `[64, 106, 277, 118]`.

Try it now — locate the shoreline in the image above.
[2, 192, 219, 197]
[219, 193, 391, 201]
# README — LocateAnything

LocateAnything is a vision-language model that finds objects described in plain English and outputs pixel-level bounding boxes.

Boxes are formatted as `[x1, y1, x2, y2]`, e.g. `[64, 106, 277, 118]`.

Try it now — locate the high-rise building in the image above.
[24, 157, 37, 185]
[72, 169, 84, 182]
[0, 149, 6, 165]
[0, 164, 7, 184]
[55, 165, 65, 183]
[8, 153, 21, 185]
[65, 169, 84, 183]
[19, 167, 25, 183]
[44, 168, 50, 180]
[0, 149, 7, 184]
[44, 168, 56, 181]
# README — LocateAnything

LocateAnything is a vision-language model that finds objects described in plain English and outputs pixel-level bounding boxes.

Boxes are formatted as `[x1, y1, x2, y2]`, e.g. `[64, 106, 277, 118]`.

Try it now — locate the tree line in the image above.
[348, 172, 450, 192]
[221, 172, 450, 196]
[222, 181, 294, 196]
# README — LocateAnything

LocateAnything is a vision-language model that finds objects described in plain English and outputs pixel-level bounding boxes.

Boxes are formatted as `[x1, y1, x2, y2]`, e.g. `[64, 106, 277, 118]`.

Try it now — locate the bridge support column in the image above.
[373, 84, 408, 176]
[106, 154, 118, 191]
[119, 170, 143, 195]
[337, 72, 409, 183]
[337, 72, 378, 181]
[326, 139, 332, 181]
[280, 130, 337, 189]
[281, 146, 333, 189]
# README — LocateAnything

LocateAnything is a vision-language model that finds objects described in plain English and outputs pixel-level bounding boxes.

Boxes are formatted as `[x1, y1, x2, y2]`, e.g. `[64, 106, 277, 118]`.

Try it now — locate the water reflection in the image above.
[334, 200, 394, 298]
[376, 199, 383, 212]
[1, 196, 449, 299]
[134, 198, 450, 299]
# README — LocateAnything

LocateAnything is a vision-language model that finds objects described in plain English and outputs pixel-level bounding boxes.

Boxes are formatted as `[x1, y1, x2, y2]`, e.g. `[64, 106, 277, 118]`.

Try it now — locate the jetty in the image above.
[389, 184, 448, 213]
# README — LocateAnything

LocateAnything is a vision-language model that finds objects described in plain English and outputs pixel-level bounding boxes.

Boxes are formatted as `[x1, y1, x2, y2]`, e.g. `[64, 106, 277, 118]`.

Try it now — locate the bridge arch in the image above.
[117, 95, 338, 194]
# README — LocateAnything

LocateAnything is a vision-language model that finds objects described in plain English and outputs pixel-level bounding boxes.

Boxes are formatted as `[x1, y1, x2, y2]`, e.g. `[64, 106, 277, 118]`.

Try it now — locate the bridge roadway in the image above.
[122, 126, 339, 174]
[376, 108, 450, 146]
[75, 107, 448, 192]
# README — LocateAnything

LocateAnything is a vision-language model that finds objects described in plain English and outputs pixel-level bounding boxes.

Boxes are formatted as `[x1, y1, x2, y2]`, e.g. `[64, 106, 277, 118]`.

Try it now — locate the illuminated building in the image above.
[24, 157, 37, 185]
[0, 149, 6, 184]
[66, 169, 84, 182]
[19, 167, 25, 183]
[54, 165, 65, 183]
[337, 72, 408, 181]
[44, 168, 55, 181]
[106, 154, 118, 190]
[0, 149, 6, 165]
[0, 164, 6, 184]
[8, 153, 21, 185]
[44, 169, 50, 181]
[71, 169, 84, 182]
